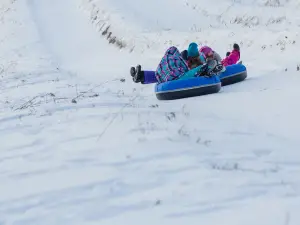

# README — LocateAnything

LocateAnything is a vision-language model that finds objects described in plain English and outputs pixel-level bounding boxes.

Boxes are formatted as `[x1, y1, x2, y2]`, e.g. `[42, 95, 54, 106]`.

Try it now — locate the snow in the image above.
[1, 0, 300, 224]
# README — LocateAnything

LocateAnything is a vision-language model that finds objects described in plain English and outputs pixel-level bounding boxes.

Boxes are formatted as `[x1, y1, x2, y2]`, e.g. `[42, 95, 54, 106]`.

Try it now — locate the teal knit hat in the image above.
[187, 42, 199, 58]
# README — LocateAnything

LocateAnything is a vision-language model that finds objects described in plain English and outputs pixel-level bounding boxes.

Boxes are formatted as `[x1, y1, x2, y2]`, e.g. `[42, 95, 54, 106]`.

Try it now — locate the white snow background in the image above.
[1, 0, 300, 224]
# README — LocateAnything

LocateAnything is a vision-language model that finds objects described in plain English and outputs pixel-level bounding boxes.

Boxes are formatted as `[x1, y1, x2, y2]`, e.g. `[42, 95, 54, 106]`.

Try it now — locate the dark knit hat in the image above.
[233, 43, 240, 51]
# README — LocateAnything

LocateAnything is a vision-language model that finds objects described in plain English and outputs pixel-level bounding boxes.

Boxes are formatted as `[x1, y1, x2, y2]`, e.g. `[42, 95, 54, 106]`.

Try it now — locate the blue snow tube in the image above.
[155, 75, 221, 100]
[219, 63, 247, 86]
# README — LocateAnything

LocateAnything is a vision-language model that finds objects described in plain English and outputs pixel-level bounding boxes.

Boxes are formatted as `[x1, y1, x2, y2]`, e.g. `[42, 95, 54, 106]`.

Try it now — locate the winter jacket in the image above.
[221, 49, 240, 66]
[213, 51, 222, 62]
[155, 46, 189, 83]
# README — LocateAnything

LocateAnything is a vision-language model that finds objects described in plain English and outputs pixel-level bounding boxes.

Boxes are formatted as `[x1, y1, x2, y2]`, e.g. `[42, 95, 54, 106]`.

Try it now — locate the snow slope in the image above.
[1, 0, 300, 224]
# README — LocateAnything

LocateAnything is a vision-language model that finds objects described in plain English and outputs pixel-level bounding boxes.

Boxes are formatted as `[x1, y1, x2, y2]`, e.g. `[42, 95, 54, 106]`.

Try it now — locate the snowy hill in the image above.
[1, 0, 300, 224]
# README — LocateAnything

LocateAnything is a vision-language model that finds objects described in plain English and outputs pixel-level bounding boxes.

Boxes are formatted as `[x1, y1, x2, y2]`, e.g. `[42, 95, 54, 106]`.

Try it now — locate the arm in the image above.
[179, 64, 203, 79]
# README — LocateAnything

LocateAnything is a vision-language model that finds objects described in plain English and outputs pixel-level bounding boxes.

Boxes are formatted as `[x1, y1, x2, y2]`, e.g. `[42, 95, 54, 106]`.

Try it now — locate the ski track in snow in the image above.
[1, 0, 300, 224]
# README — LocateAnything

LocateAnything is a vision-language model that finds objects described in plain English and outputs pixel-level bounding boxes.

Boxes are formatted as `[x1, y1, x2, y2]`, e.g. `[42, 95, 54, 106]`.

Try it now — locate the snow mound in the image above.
[81, 0, 300, 61]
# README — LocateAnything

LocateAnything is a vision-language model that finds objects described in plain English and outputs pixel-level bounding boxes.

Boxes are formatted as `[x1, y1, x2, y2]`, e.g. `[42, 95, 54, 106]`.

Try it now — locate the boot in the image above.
[130, 67, 135, 77]
[130, 65, 144, 83]
[211, 64, 225, 74]
[206, 60, 224, 75]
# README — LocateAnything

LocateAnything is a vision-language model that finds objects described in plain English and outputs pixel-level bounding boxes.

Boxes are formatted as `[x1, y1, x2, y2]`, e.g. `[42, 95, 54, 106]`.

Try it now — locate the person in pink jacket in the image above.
[221, 43, 240, 66]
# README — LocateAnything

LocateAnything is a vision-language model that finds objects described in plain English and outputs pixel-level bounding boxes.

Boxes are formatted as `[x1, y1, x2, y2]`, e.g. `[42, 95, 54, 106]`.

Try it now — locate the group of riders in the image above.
[130, 42, 241, 84]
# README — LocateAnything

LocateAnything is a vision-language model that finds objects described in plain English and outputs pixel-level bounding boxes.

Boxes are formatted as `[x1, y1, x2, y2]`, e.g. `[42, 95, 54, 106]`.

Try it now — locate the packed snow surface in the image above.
[1, 0, 300, 224]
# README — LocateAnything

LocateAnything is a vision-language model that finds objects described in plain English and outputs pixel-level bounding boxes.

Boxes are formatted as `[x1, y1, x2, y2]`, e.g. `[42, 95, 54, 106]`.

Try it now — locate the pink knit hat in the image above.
[199, 46, 213, 58]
